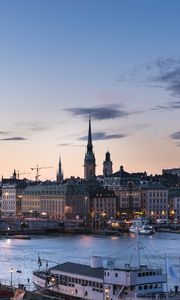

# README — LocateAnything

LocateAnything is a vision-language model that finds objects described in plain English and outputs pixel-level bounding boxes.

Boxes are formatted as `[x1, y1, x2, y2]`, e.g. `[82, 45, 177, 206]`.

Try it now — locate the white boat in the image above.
[139, 225, 154, 234]
[129, 224, 139, 233]
[129, 224, 154, 234]
[129, 219, 154, 235]
[33, 238, 179, 300]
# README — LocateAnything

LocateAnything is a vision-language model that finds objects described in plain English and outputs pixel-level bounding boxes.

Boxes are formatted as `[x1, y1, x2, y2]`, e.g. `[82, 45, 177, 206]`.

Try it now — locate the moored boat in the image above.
[6, 235, 31, 239]
[129, 219, 154, 235]
[33, 238, 179, 300]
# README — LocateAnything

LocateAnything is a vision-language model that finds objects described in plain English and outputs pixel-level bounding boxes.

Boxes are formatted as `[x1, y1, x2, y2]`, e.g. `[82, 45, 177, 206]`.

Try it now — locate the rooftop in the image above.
[50, 262, 104, 279]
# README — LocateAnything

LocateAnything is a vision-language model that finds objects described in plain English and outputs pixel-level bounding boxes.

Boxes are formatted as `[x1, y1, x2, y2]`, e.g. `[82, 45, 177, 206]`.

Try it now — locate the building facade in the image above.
[141, 184, 168, 220]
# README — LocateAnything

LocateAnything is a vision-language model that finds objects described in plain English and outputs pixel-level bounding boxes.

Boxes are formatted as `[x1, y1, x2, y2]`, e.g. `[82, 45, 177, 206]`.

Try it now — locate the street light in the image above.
[105, 287, 109, 300]
[10, 268, 14, 286]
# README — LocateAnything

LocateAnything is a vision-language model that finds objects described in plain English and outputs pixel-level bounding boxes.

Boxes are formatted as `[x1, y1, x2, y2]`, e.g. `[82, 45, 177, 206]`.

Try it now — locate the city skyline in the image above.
[0, 0, 180, 180]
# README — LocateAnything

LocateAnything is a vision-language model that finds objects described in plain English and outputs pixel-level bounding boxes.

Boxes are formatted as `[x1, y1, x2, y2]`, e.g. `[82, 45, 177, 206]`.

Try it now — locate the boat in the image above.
[129, 219, 154, 234]
[139, 225, 154, 234]
[33, 238, 179, 300]
[6, 235, 31, 239]
[129, 225, 154, 234]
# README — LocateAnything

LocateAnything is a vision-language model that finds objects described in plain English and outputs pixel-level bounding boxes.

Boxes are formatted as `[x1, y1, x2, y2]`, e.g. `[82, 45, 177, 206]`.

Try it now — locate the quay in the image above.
[1, 217, 180, 237]
[0, 217, 129, 237]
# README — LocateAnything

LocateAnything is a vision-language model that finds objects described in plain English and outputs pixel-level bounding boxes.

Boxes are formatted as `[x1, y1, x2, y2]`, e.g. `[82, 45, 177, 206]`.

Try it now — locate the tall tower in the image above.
[84, 117, 96, 180]
[103, 151, 113, 177]
[57, 156, 63, 183]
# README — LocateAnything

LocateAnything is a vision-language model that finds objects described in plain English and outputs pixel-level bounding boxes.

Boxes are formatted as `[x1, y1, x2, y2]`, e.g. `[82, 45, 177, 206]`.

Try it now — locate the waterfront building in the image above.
[64, 181, 89, 220]
[90, 187, 117, 228]
[84, 117, 96, 180]
[0, 187, 2, 215]
[168, 189, 180, 221]
[141, 184, 168, 220]
[21, 180, 89, 220]
[102, 166, 142, 218]
[22, 183, 65, 219]
[103, 150, 113, 177]
[1, 174, 28, 217]
[162, 167, 180, 177]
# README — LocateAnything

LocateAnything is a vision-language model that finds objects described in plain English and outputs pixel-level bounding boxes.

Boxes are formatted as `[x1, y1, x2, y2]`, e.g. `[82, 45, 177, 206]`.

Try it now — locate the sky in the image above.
[0, 0, 180, 181]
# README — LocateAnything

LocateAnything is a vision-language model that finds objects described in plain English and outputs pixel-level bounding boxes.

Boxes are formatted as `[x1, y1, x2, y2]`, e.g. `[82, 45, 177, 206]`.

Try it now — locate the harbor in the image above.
[0, 232, 180, 299]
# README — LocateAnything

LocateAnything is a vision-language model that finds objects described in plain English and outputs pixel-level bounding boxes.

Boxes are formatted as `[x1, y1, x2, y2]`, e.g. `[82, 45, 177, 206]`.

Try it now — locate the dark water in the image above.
[0, 232, 179, 289]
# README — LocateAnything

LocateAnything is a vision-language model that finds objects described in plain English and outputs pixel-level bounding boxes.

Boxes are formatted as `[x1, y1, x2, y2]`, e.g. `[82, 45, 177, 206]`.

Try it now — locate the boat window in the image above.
[115, 273, 118, 277]
[138, 273, 141, 277]
[144, 285, 148, 290]
[139, 286, 142, 290]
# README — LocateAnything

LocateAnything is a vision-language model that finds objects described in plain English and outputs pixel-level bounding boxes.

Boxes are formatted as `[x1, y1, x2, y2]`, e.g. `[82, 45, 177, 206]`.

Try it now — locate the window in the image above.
[144, 285, 148, 290]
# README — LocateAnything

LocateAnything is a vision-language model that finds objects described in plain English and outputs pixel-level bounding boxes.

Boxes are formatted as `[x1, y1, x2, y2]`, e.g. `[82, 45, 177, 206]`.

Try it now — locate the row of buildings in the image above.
[1, 118, 180, 223]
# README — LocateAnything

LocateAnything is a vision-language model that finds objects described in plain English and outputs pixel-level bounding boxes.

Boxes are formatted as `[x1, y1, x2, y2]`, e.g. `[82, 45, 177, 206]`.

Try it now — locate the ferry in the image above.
[33, 239, 179, 300]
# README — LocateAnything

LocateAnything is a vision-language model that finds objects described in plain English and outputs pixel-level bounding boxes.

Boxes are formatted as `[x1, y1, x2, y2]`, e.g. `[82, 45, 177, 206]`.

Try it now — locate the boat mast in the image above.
[137, 228, 140, 268]
[165, 253, 169, 300]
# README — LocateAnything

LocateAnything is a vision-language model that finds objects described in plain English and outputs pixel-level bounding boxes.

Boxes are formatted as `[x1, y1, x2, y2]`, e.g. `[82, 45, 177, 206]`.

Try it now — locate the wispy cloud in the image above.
[117, 57, 180, 98]
[15, 122, 51, 133]
[170, 131, 180, 140]
[79, 131, 127, 141]
[151, 58, 180, 97]
[0, 131, 10, 135]
[0, 137, 27, 141]
[58, 143, 84, 147]
[151, 100, 180, 111]
[64, 104, 129, 120]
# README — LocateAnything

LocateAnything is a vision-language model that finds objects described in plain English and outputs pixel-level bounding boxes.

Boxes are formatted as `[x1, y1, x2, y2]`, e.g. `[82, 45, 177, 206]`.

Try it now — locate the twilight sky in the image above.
[0, 0, 180, 180]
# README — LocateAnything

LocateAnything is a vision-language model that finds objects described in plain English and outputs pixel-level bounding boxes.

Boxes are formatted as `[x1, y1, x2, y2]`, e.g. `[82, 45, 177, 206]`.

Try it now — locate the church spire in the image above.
[57, 155, 63, 183]
[84, 116, 96, 180]
[87, 116, 93, 152]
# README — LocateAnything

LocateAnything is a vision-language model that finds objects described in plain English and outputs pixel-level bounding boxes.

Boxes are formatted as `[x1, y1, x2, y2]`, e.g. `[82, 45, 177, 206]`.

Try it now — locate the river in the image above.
[0, 232, 179, 289]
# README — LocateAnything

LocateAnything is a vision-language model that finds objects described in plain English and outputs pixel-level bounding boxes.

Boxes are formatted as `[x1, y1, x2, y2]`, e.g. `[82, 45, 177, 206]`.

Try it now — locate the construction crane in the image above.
[17, 171, 31, 179]
[31, 165, 53, 181]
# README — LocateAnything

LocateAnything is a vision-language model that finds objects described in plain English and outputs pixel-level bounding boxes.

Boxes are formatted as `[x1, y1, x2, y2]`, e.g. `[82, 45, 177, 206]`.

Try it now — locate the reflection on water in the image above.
[0, 232, 179, 288]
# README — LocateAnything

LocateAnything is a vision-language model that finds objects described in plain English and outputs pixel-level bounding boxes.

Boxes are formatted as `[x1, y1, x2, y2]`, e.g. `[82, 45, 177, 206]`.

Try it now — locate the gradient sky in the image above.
[0, 0, 180, 180]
